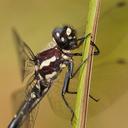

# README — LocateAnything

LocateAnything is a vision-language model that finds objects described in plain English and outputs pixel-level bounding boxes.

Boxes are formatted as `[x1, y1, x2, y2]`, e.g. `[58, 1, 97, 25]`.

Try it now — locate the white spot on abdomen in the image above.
[31, 92, 36, 98]
[40, 56, 56, 69]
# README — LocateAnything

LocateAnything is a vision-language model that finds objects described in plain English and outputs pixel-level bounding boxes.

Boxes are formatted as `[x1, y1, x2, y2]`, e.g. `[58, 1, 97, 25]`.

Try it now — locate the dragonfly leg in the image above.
[66, 91, 99, 102]
[61, 72, 75, 123]
[77, 33, 100, 56]
[90, 41, 100, 55]
[89, 94, 100, 102]
[69, 35, 100, 57]
[77, 33, 91, 47]
[61, 93, 75, 123]
[71, 53, 82, 56]
[62, 58, 99, 105]
[62, 40, 100, 122]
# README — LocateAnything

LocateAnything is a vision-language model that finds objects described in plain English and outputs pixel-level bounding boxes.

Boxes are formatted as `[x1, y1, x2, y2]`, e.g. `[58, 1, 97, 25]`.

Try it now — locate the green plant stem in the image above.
[73, 0, 101, 128]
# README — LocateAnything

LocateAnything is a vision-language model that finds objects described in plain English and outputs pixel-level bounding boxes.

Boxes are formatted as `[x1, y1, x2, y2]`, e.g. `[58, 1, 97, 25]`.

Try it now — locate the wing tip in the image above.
[12, 27, 18, 37]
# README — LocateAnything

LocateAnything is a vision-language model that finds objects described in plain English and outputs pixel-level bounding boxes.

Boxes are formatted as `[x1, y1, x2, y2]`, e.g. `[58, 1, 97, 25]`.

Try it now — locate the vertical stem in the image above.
[73, 0, 101, 128]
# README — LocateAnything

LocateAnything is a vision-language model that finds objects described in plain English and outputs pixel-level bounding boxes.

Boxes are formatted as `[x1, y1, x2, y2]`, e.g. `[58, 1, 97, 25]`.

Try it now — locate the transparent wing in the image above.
[12, 29, 40, 127]
[29, 104, 40, 128]
[12, 29, 36, 81]
[12, 28, 37, 100]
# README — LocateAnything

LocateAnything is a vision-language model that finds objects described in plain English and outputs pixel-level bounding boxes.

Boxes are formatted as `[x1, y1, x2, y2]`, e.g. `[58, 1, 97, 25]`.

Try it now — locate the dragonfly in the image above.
[8, 25, 100, 128]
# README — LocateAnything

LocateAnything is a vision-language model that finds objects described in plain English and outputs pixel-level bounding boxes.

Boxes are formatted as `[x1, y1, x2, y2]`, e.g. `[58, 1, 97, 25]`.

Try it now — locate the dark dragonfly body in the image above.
[37, 47, 69, 81]
[8, 25, 100, 128]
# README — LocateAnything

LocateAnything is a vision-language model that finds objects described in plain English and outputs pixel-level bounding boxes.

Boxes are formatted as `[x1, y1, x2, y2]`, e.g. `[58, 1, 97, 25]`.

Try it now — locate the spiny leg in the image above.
[90, 41, 100, 55]
[66, 91, 99, 102]
[61, 69, 99, 126]
[66, 39, 100, 102]
[61, 41, 100, 124]
[72, 34, 100, 57]
[61, 59, 89, 124]
[89, 94, 99, 102]
[77, 33, 91, 47]
[61, 58, 95, 122]
[61, 70, 75, 122]
[61, 62, 77, 124]
[61, 92, 75, 123]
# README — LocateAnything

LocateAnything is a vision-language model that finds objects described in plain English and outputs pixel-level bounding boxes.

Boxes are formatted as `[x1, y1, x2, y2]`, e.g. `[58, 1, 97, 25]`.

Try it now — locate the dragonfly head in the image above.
[52, 25, 78, 50]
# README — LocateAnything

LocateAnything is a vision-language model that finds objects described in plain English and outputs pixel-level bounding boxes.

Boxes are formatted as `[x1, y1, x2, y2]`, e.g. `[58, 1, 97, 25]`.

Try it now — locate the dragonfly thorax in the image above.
[36, 47, 72, 82]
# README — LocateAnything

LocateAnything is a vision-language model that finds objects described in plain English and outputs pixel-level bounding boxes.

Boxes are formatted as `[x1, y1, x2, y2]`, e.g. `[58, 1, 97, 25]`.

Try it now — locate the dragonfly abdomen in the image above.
[8, 81, 50, 128]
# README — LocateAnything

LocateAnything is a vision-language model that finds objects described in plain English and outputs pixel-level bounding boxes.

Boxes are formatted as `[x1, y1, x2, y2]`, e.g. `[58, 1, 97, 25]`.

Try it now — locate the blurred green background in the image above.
[0, 0, 128, 128]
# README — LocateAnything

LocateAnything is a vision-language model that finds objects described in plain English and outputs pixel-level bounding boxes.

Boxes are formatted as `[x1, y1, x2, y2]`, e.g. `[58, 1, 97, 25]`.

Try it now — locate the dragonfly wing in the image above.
[12, 29, 36, 81]
[12, 29, 40, 127]
[29, 104, 40, 128]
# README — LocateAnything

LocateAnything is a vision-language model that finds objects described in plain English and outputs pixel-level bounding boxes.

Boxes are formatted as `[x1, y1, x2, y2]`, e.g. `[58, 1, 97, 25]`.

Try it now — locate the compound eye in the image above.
[66, 27, 72, 36]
